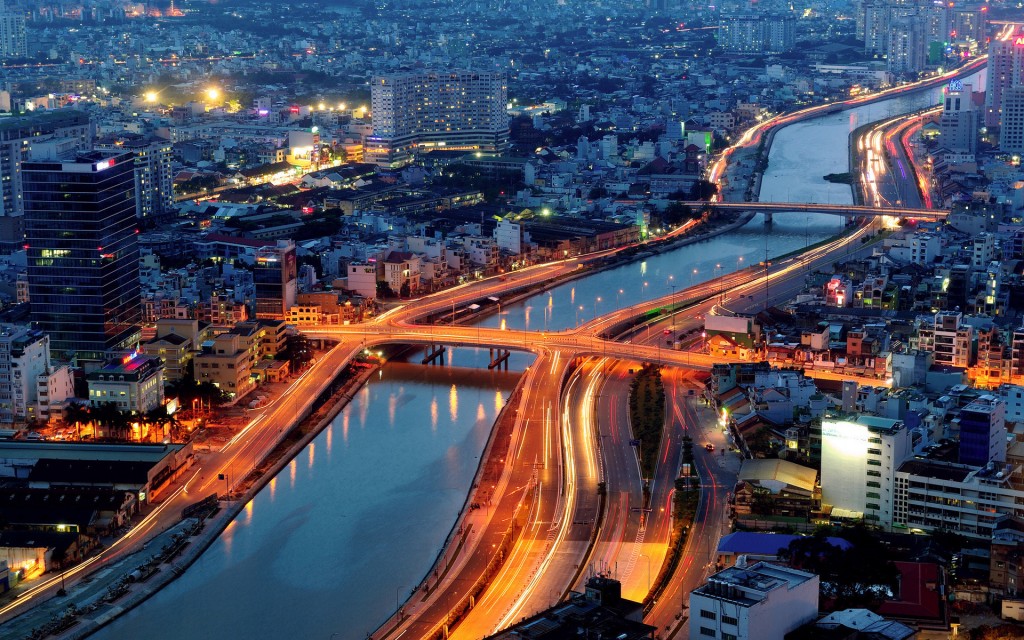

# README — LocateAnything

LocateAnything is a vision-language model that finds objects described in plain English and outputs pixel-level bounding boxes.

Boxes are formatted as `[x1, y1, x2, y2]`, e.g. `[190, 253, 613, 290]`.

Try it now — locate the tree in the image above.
[399, 281, 411, 298]
[663, 202, 694, 226]
[779, 525, 900, 609]
[688, 180, 719, 201]
[63, 403, 91, 440]
[376, 281, 395, 299]
[143, 407, 172, 442]
[277, 333, 314, 371]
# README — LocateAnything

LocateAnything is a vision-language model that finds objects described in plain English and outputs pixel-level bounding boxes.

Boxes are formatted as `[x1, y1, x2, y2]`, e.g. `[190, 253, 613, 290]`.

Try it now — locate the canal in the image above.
[93, 71, 982, 639]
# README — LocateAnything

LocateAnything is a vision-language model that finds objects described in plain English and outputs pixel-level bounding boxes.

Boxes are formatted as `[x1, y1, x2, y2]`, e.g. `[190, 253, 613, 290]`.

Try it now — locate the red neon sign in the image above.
[1015, 36, 1024, 46]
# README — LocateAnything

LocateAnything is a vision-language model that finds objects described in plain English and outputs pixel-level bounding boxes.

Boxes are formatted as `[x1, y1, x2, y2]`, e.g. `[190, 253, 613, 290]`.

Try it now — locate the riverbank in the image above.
[370, 361, 537, 640]
[50, 361, 377, 640]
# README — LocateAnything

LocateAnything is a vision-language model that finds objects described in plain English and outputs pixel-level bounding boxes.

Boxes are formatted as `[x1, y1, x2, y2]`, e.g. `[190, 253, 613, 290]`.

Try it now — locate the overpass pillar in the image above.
[763, 211, 772, 226]
[422, 344, 446, 365]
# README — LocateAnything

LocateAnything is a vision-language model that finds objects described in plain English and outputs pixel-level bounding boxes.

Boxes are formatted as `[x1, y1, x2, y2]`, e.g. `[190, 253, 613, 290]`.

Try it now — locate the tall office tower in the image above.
[957, 396, 1007, 467]
[366, 70, 509, 167]
[863, 2, 890, 55]
[938, 81, 979, 153]
[984, 35, 1024, 127]
[95, 134, 174, 221]
[254, 240, 297, 320]
[0, 111, 91, 251]
[888, 16, 928, 75]
[1000, 85, 1024, 154]
[950, 4, 987, 46]
[0, 0, 26, 60]
[24, 151, 141, 364]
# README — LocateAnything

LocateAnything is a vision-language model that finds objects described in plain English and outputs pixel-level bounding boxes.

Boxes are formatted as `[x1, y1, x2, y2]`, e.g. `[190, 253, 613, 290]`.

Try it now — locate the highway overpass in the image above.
[678, 200, 946, 221]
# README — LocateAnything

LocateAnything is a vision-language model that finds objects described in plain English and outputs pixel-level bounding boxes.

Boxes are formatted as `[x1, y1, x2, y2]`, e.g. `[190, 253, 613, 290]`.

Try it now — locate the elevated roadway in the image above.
[675, 200, 945, 220]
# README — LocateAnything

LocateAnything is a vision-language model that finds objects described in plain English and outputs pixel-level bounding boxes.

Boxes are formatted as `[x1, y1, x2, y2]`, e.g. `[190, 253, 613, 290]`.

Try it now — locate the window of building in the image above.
[700, 610, 716, 620]
[722, 615, 738, 626]
[699, 627, 716, 637]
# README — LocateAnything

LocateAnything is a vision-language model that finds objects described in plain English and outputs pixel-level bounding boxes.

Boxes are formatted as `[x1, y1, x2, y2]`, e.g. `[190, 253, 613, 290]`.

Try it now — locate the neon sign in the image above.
[1015, 36, 1024, 46]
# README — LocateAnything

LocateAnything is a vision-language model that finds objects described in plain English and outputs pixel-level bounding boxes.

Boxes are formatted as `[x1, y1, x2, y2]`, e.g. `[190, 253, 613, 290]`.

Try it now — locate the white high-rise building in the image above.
[717, 13, 795, 54]
[95, 134, 175, 220]
[887, 16, 927, 75]
[1000, 85, 1024, 154]
[863, 2, 890, 55]
[938, 82, 978, 154]
[984, 35, 1024, 127]
[366, 70, 509, 167]
[0, 325, 50, 423]
[821, 415, 913, 528]
[0, 0, 26, 60]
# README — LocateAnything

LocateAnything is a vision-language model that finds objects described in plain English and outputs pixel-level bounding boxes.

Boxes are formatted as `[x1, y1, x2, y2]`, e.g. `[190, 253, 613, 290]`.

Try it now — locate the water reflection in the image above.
[449, 384, 458, 422]
[430, 396, 439, 432]
[96, 358, 525, 640]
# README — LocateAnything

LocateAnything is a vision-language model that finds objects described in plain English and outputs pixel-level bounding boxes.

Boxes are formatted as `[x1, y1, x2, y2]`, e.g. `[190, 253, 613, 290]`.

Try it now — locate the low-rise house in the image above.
[86, 355, 165, 415]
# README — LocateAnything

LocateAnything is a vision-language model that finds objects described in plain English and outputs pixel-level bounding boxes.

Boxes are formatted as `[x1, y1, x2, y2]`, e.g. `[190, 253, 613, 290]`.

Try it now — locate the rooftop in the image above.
[694, 562, 817, 607]
[738, 459, 817, 491]
[0, 441, 181, 464]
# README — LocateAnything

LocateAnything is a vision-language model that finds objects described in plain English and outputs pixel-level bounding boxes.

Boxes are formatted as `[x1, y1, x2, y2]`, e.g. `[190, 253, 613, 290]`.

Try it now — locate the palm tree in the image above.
[143, 407, 171, 442]
[63, 403, 90, 440]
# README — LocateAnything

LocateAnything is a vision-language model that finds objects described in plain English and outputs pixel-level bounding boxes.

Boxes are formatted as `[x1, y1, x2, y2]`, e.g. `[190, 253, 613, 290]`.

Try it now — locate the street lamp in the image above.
[668, 275, 677, 326]
[595, 296, 602, 319]
[576, 305, 584, 328]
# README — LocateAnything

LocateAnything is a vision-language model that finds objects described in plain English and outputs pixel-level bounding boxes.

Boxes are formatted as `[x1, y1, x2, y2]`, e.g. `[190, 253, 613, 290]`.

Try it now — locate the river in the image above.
[92, 71, 980, 639]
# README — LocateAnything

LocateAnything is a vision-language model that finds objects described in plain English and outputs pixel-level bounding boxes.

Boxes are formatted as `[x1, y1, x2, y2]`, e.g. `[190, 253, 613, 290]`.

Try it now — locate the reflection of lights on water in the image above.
[570, 287, 575, 304]
[431, 396, 439, 431]
[326, 423, 333, 455]
[269, 476, 276, 502]
[223, 519, 235, 556]
[477, 403, 486, 421]
[495, 390, 504, 413]
[358, 386, 369, 427]
[500, 318, 507, 331]
[289, 458, 296, 488]
[342, 411, 350, 443]
[449, 384, 458, 422]
[245, 499, 254, 523]
[524, 306, 531, 327]
[388, 392, 397, 426]
[641, 260, 647, 276]
[308, 441, 315, 469]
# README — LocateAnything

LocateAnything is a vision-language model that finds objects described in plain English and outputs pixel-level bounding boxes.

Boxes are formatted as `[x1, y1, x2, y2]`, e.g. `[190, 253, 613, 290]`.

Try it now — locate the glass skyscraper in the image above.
[24, 151, 141, 363]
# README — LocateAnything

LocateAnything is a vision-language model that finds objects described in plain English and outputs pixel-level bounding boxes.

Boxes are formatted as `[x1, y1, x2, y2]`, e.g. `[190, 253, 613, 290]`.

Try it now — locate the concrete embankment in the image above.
[62, 363, 376, 640]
